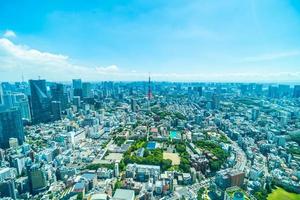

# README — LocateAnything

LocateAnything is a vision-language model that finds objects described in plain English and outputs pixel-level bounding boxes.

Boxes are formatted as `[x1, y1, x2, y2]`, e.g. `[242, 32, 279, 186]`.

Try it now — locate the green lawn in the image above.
[268, 187, 300, 200]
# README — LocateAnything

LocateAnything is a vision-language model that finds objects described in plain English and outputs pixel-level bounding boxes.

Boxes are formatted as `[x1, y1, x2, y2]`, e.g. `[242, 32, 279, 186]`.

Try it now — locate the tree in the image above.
[197, 188, 205, 200]
[161, 159, 172, 171]
[76, 193, 83, 200]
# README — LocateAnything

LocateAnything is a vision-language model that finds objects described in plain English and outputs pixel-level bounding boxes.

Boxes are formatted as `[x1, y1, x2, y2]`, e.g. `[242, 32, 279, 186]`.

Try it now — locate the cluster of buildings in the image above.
[0, 80, 300, 199]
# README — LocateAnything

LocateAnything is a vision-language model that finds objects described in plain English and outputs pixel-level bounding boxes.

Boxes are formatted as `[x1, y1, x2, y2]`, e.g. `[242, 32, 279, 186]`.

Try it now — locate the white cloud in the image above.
[95, 65, 119, 73]
[0, 38, 120, 81]
[3, 30, 16, 38]
[241, 51, 300, 62]
[0, 37, 299, 82]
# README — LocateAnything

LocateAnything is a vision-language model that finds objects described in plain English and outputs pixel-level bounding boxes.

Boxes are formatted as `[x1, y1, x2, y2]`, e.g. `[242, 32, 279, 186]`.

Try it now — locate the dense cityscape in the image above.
[0, 79, 300, 200]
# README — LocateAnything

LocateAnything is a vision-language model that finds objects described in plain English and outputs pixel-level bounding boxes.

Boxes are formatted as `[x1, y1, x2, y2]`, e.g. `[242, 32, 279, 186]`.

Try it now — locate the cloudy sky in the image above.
[0, 0, 300, 82]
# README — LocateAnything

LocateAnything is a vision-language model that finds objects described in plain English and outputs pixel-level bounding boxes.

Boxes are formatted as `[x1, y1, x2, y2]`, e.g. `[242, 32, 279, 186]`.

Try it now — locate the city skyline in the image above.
[1, 0, 300, 82]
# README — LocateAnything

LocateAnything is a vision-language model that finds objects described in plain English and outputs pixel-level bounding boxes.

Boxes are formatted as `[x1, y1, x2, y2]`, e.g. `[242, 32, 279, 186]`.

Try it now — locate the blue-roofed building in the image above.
[72, 181, 86, 196]
[147, 141, 157, 150]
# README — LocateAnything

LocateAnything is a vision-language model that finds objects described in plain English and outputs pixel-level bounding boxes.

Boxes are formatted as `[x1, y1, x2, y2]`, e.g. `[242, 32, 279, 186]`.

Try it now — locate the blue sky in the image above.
[0, 0, 300, 82]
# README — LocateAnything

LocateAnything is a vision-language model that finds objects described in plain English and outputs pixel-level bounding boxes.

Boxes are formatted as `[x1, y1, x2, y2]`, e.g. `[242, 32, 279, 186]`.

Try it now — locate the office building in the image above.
[51, 101, 62, 121]
[73, 79, 83, 98]
[216, 169, 245, 189]
[1, 92, 14, 109]
[50, 83, 68, 110]
[28, 164, 48, 194]
[29, 80, 51, 124]
[294, 85, 300, 98]
[131, 98, 137, 112]
[278, 84, 290, 97]
[12, 93, 31, 121]
[82, 82, 92, 98]
[254, 84, 263, 96]
[72, 79, 82, 89]
[73, 96, 81, 108]
[268, 86, 279, 98]
[0, 108, 24, 148]
[0, 179, 17, 199]
[0, 168, 16, 181]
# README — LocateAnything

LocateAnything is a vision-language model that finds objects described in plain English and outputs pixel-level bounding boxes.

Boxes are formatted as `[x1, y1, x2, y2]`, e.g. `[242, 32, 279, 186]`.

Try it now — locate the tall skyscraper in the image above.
[13, 93, 31, 121]
[1, 92, 14, 109]
[254, 84, 263, 96]
[50, 83, 68, 110]
[195, 86, 203, 96]
[27, 164, 48, 194]
[82, 82, 92, 98]
[72, 79, 82, 89]
[73, 96, 81, 108]
[211, 93, 220, 110]
[268, 85, 279, 98]
[72, 79, 83, 98]
[278, 84, 290, 97]
[293, 85, 300, 98]
[131, 98, 137, 112]
[0, 108, 25, 149]
[51, 101, 61, 121]
[29, 80, 51, 124]
[0, 178, 17, 199]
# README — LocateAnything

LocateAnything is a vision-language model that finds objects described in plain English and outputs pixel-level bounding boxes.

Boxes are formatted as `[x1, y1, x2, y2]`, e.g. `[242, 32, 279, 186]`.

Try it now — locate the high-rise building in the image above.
[29, 80, 51, 124]
[51, 101, 61, 121]
[2, 93, 14, 109]
[72, 79, 82, 89]
[73, 96, 81, 108]
[50, 83, 68, 110]
[294, 85, 300, 98]
[73, 79, 83, 98]
[0, 108, 25, 149]
[211, 94, 220, 110]
[17, 98, 31, 121]
[215, 169, 245, 190]
[13, 93, 31, 121]
[131, 98, 137, 112]
[278, 84, 290, 97]
[1, 82, 13, 94]
[0, 179, 17, 199]
[268, 85, 279, 98]
[254, 84, 263, 96]
[82, 82, 92, 98]
[229, 171, 245, 187]
[0, 92, 31, 121]
[27, 164, 48, 194]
